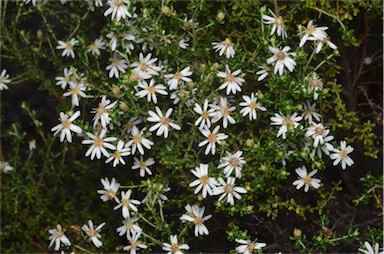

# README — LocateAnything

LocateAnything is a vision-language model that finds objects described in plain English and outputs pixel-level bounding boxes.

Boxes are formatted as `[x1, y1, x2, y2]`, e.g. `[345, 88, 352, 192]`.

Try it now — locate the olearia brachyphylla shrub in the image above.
[1, 0, 382, 253]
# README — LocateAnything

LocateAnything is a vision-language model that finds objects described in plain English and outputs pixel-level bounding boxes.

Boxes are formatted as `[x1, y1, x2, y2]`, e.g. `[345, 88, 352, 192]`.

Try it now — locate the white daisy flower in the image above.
[132, 156, 155, 177]
[213, 177, 247, 206]
[82, 220, 106, 248]
[104, 0, 132, 21]
[123, 231, 147, 254]
[48, 224, 71, 251]
[106, 57, 128, 79]
[239, 93, 266, 121]
[267, 46, 297, 75]
[63, 81, 87, 107]
[135, 79, 168, 104]
[292, 166, 321, 192]
[29, 139, 36, 151]
[198, 125, 228, 155]
[116, 216, 142, 236]
[106, 32, 119, 51]
[194, 100, 215, 129]
[56, 38, 78, 58]
[105, 140, 131, 167]
[305, 123, 331, 148]
[130, 53, 161, 78]
[162, 235, 190, 254]
[216, 65, 245, 95]
[0, 69, 11, 90]
[189, 163, 217, 198]
[358, 241, 384, 254]
[270, 112, 303, 139]
[235, 238, 267, 254]
[307, 73, 323, 101]
[329, 140, 354, 170]
[179, 38, 190, 49]
[301, 101, 321, 124]
[147, 107, 181, 138]
[299, 20, 328, 48]
[91, 95, 117, 128]
[0, 161, 14, 173]
[315, 33, 337, 54]
[310, 136, 335, 158]
[82, 129, 117, 160]
[212, 38, 235, 58]
[179, 205, 212, 237]
[169, 86, 197, 106]
[55, 68, 72, 90]
[51, 111, 82, 143]
[126, 126, 154, 155]
[211, 97, 236, 128]
[97, 177, 120, 202]
[256, 65, 270, 81]
[87, 38, 105, 56]
[164, 66, 193, 90]
[114, 190, 141, 218]
[123, 32, 136, 54]
[218, 151, 246, 178]
[122, 116, 142, 135]
[262, 9, 287, 39]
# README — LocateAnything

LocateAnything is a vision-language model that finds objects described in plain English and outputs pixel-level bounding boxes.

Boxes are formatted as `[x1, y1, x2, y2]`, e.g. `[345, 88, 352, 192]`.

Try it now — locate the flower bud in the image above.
[37, 29, 43, 40]
[217, 11, 225, 22]
[293, 228, 302, 238]
[161, 6, 171, 16]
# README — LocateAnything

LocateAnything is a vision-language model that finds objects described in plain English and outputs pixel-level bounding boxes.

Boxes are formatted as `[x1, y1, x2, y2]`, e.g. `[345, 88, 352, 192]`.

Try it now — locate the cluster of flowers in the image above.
[8, 1, 372, 253]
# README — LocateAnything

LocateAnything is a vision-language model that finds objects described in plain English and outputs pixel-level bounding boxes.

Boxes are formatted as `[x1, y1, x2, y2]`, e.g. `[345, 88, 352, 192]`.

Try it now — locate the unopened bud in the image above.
[112, 85, 121, 97]
[217, 11, 225, 22]
[293, 228, 302, 238]
[37, 29, 43, 40]
[119, 101, 128, 111]
[161, 6, 171, 16]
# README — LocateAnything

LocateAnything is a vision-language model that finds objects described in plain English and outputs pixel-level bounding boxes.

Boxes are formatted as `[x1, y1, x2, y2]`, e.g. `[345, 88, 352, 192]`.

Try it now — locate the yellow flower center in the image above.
[249, 101, 258, 110]
[139, 162, 147, 169]
[174, 71, 182, 80]
[65, 42, 73, 50]
[307, 25, 315, 35]
[224, 184, 234, 193]
[207, 133, 217, 143]
[124, 221, 133, 229]
[121, 198, 130, 207]
[229, 157, 239, 167]
[87, 229, 97, 238]
[314, 126, 324, 136]
[160, 117, 170, 126]
[200, 175, 209, 184]
[303, 175, 311, 184]
[201, 110, 209, 119]
[107, 189, 116, 198]
[62, 119, 71, 129]
[225, 74, 234, 82]
[113, 150, 121, 158]
[94, 137, 104, 147]
[275, 17, 284, 25]
[194, 216, 203, 225]
[247, 241, 256, 252]
[220, 107, 230, 116]
[145, 85, 156, 94]
[339, 150, 348, 159]
[282, 116, 293, 126]
[276, 51, 286, 61]
[139, 62, 148, 72]
[54, 230, 64, 238]
[133, 134, 142, 144]
[171, 243, 180, 253]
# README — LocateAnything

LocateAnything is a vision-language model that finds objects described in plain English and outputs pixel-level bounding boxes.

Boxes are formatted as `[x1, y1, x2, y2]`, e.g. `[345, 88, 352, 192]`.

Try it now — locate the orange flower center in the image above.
[207, 133, 217, 143]
[200, 175, 209, 184]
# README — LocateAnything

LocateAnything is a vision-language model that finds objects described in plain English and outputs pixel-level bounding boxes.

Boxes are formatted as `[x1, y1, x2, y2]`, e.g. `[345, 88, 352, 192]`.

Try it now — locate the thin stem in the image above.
[308, 6, 346, 30]
[313, 52, 335, 72]
[137, 213, 157, 229]
[74, 244, 95, 254]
